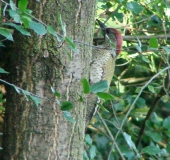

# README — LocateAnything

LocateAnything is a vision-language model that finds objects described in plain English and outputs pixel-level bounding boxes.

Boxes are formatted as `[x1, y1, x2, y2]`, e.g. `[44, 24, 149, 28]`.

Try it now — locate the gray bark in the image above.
[2, 0, 97, 159]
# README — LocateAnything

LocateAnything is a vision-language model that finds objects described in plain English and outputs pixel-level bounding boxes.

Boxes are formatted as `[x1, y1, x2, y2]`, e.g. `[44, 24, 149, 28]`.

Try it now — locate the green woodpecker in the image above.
[86, 19, 123, 126]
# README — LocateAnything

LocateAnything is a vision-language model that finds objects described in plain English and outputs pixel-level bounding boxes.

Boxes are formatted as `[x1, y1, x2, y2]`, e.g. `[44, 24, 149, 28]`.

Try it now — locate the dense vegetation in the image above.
[1, 0, 170, 159]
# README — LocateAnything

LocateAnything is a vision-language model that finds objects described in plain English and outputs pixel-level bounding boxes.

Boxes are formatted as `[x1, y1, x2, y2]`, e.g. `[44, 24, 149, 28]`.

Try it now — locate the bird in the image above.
[85, 19, 123, 126]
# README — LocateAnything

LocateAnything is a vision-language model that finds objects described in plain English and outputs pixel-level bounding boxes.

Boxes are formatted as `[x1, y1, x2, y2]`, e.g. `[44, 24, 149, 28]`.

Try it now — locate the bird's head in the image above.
[96, 19, 123, 55]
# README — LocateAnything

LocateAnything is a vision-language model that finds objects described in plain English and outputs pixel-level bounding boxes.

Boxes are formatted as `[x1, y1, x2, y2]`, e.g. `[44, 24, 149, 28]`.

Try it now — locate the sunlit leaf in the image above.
[149, 38, 158, 49]
[18, 0, 28, 12]
[81, 78, 90, 94]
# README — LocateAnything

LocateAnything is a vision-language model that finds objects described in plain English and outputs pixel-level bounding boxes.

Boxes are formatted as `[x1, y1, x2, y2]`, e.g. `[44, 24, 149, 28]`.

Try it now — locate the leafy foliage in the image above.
[0, 0, 76, 52]
[85, 0, 170, 159]
[1, 0, 170, 159]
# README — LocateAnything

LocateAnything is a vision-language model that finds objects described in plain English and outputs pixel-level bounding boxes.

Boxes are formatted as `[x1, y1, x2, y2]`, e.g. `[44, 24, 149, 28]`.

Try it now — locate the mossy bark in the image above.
[2, 0, 96, 159]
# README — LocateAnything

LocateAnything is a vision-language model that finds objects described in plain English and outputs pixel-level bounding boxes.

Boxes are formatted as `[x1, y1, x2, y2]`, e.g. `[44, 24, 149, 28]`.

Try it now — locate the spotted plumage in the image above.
[85, 19, 123, 126]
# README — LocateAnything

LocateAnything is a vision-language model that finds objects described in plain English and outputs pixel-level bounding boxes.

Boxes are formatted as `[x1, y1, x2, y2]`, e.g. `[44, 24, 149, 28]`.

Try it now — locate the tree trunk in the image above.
[2, 0, 96, 159]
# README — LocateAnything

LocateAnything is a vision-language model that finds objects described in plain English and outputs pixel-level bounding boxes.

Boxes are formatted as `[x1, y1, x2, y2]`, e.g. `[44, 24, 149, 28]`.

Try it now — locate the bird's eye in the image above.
[106, 28, 111, 34]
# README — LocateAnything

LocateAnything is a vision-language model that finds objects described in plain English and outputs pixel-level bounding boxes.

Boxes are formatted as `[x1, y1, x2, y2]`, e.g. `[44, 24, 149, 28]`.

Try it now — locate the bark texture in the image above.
[2, 0, 96, 159]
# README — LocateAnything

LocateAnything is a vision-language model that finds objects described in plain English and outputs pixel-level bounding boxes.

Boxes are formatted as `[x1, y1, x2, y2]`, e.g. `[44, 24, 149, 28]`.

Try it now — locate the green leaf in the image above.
[54, 92, 60, 98]
[142, 146, 161, 155]
[0, 106, 5, 112]
[90, 145, 96, 159]
[63, 111, 76, 124]
[136, 97, 146, 108]
[146, 130, 162, 142]
[97, 92, 114, 100]
[79, 95, 84, 102]
[47, 25, 62, 42]
[10, 0, 16, 10]
[0, 28, 13, 41]
[65, 49, 72, 60]
[13, 85, 20, 94]
[163, 116, 170, 130]
[18, 0, 28, 12]
[83, 151, 89, 160]
[2, 23, 30, 36]
[126, 2, 143, 14]
[106, 2, 112, 9]
[142, 56, 150, 63]
[114, 100, 125, 111]
[65, 37, 77, 51]
[61, 101, 73, 111]
[85, 134, 92, 145]
[162, 46, 170, 54]
[50, 86, 55, 93]
[29, 95, 41, 107]
[149, 38, 158, 49]
[0, 68, 9, 74]
[123, 132, 137, 151]
[8, 10, 20, 23]
[50, 86, 60, 97]
[148, 85, 155, 93]
[21, 90, 29, 101]
[0, 42, 5, 47]
[98, 103, 109, 112]
[90, 80, 108, 93]
[166, 143, 170, 153]
[135, 45, 142, 54]
[81, 78, 90, 94]
[58, 14, 66, 37]
[21, 15, 32, 28]
[29, 21, 47, 35]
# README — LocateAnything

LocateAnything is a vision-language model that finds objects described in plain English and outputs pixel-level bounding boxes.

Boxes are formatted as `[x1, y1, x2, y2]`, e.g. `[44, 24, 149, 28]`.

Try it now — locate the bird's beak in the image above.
[96, 19, 106, 30]
[96, 19, 107, 41]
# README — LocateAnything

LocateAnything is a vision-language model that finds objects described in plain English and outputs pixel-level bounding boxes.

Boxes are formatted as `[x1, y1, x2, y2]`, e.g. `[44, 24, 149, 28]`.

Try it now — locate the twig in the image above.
[135, 90, 163, 147]
[123, 34, 170, 40]
[97, 111, 125, 160]
[115, 66, 170, 140]
[0, 79, 56, 102]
